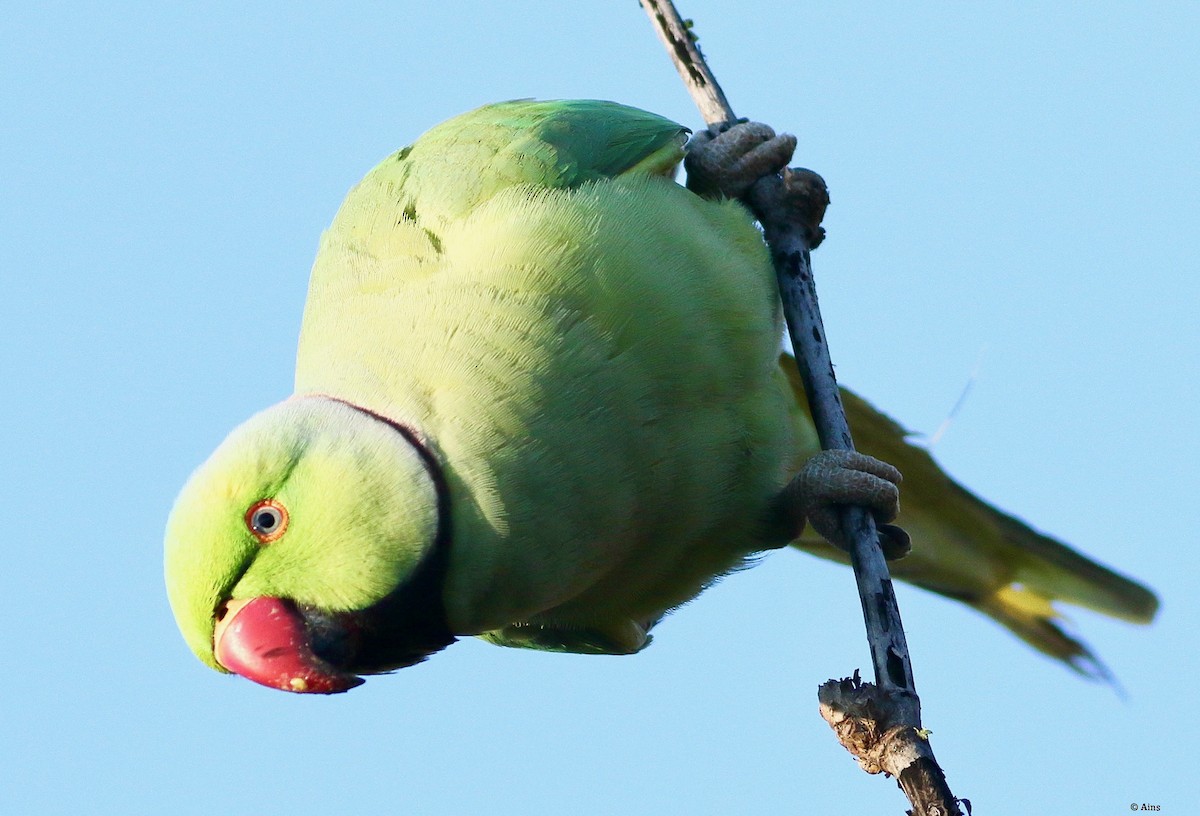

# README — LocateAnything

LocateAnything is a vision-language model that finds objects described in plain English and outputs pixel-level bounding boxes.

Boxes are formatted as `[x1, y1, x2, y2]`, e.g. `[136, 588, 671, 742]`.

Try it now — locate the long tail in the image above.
[779, 356, 1158, 677]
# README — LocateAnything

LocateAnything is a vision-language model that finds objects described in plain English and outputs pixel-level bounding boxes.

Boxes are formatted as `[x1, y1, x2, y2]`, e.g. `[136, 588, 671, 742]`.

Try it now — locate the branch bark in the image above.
[638, 2, 963, 813]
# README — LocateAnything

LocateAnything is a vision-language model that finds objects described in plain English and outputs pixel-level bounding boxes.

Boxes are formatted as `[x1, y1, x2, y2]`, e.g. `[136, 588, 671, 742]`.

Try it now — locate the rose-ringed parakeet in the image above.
[164, 99, 1157, 694]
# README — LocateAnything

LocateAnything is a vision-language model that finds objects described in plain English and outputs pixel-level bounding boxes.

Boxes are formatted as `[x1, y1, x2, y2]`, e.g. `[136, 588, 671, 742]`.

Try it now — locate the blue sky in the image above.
[2, 2, 1196, 813]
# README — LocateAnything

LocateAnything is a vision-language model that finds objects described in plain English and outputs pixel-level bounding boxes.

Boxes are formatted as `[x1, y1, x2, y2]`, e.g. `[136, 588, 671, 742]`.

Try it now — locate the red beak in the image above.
[213, 597, 364, 694]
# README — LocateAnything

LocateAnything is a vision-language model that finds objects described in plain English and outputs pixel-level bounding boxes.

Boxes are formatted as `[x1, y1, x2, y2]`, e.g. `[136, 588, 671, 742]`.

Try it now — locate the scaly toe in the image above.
[685, 122, 797, 199]
[784, 449, 904, 552]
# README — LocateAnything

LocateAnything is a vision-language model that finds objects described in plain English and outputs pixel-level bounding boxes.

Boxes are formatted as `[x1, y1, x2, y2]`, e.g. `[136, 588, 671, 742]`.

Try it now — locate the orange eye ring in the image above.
[245, 499, 289, 543]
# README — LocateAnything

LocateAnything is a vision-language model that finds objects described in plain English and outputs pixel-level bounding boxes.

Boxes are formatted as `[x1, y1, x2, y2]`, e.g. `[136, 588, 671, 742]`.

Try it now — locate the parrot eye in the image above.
[245, 499, 289, 543]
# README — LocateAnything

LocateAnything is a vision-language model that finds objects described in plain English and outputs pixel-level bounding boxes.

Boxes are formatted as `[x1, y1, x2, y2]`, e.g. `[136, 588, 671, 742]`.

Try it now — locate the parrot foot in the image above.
[783, 449, 911, 559]
[684, 121, 797, 200]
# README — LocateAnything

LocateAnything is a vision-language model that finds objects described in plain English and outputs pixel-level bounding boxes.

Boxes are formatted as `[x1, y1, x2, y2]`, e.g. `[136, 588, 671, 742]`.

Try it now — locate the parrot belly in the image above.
[295, 173, 806, 640]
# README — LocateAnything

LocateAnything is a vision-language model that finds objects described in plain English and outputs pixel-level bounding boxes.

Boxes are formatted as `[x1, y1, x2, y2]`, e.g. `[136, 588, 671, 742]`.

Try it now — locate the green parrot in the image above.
[164, 99, 1157, 694]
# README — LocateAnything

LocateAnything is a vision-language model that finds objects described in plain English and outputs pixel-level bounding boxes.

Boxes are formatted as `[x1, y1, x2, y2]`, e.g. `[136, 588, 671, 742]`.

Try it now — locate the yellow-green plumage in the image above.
[165, 398, 440, 670]
[296, 100, 800, 640]
[165, 100, 1155, 687]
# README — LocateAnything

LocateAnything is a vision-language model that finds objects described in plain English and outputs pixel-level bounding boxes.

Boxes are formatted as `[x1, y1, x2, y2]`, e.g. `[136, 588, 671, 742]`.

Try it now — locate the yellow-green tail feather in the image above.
[779, 355, 1158, 675]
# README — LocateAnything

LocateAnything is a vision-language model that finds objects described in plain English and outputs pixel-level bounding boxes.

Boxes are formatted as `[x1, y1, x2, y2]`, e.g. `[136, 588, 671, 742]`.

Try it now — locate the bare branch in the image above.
[639, 2, 963, 813]
[820, 674, 963, 814]
[638, 0, 735, 127]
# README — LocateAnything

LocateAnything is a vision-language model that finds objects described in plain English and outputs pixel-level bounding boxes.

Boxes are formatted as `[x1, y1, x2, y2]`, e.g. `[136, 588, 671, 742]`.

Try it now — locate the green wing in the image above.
[311, 99, 690, 302]
[338, 99, 688, 234]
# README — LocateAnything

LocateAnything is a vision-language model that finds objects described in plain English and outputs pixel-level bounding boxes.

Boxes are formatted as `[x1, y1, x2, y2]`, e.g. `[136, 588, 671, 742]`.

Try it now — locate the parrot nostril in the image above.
[215, 601, 230, 622]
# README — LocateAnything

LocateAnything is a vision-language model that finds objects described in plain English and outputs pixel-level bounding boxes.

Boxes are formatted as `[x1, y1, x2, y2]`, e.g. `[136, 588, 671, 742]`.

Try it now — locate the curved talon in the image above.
[786, 449, 909, 559]
[876, 523, 912, 560]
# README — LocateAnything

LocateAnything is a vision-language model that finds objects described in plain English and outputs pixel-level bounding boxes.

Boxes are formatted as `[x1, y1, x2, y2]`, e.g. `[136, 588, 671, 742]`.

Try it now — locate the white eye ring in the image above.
[245, 499, 288, 543]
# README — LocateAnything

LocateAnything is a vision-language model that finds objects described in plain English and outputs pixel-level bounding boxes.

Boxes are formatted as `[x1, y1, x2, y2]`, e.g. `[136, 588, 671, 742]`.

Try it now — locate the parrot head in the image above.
[164, 396, 455, 693]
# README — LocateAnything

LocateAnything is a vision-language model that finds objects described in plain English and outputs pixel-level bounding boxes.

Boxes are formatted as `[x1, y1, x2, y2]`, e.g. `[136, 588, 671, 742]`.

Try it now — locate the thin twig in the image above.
[638, 2, 736, 127]
[638, 2, 963, 813]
